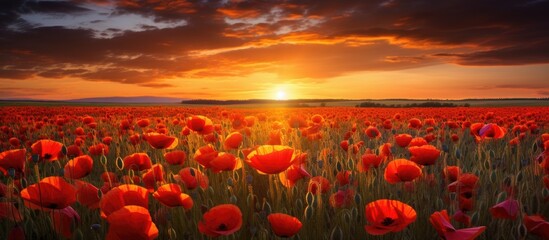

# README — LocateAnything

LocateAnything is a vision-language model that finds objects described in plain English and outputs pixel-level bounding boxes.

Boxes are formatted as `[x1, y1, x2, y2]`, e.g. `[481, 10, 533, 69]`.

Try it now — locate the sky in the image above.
[1, 0, 549, 100]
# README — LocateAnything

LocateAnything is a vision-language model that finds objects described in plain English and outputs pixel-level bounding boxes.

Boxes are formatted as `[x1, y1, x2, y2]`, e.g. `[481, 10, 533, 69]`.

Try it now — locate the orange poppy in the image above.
[267, 213, 303, 237]
[0, 149, 26, 177]
[210, 152, 242, 173]
[198, 204, 242, 237]
[308, 176, 331, 194]
[187, 115, 214, 135]
[106, 205, 159, 240]
[152, 183, 193, 209]
[384, 159, 422, 184]
[177, 167, 209, 190]
[144, 133, 178, 149]
[50, 206, 80, 238]
[142, 164, 165, 191]
[74, 180, 100, 209]
[164, 150, 186, 165]
[523, 215, 549, 239]
[279, 164, 310, 188]
[194, 145, 219, 169]
[64, 155, 93, 179]
[123, 153, 152, 171]
[364, 199, 417, 235]
[409, 145, 440, 166]
[31, 139, 64, 162]
[224, 132, 243, 150]
[359, 151, 383, 172]
[430, 210, 486, 240]
[490, 198, 519, 219]
[20, 176, 77, 210]
[245, 145, 296, 174]
[99, 184, 149, 218]
[395, 134, 413, 148]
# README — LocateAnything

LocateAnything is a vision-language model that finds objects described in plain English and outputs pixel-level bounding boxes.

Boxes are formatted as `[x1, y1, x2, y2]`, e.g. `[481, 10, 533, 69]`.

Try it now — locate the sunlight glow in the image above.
[276, 90, 287, 100]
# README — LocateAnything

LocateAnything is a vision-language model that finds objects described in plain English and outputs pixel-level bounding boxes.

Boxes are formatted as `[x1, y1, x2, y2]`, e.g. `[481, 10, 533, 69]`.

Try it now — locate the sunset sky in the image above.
[1, 0, 548, 100]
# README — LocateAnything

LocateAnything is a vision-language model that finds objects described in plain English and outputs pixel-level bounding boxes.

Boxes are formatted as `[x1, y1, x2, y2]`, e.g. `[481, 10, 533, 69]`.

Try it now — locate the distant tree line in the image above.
[355, 101, 468, 108]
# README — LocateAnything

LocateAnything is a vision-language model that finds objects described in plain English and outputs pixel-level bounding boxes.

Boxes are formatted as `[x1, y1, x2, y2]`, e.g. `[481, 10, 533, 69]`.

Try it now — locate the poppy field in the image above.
[1, 106, 549, 240]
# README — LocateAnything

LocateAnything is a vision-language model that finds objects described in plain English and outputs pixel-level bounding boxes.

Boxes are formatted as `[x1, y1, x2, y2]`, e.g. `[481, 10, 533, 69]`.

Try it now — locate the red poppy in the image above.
[88, 143, 109, 156]
[31, 139, 64, 162]
[210, 152, 242, 173]
[153, 183, 193, 209]
[245, 145, 296, 174]
[224, 132, 244, 150]
[144, 133, 178, 149]
[20, 176, 77, 210]
[187, 115, 214, 135]
[142, 164, 164, 191]
[430, 210, 486, 240]
[164, 150, 186, 165]
[268, 213, 303, 237]
[490, 198, 519, 219]
[365, 126, 381, 139]
[9, 137, 21, 147]
[408, 118, 422, 129]
[129, 133, 141, 145]
[66, 145, 83, 158]
[308, 176, 331, 194]
[102, 136, 113, 145]
[74, 180, 100, 209]
[177, 167, 209, 190]
[106, 205, 159, 240]
[50, 206, 80, 238]
[194, 145, 219, 169]
[0, 149, 26, 177]
[198, 204, 242, 237]
[364, 199, 417, 235]
[358, 151, 383, 172]
[137, 119, 150, 128]
[395, 134, 413, 148]
[409, 145, 440, 166]
[267, 130, 282, 145]
[0, 202, 23, 222]
[329, 189, 355, 208]
[64, 155, 93, 179]
[99, 184, 149, 218]
[443, 166, 461, 182]
[408, 137, 428, 147]
[123, 153, 152, 171]
[523, 215, 549, 239]
[279, 164, 310, 188]
[384, 159, 422, 184]
[453, 210, 471, 226]
[470, 123, 506, 141]
[336, 170, 354, 186]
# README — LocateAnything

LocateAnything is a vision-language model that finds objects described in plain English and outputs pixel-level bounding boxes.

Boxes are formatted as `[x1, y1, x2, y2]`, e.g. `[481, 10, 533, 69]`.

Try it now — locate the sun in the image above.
[276, 90, 287, 100]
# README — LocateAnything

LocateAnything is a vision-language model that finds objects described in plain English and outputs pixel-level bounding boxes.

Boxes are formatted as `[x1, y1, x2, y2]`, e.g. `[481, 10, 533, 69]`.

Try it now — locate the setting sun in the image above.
[276, 90, 287, 100]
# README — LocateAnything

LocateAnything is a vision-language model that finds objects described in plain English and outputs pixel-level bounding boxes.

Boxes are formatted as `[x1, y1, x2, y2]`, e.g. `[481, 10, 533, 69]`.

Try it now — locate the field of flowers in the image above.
[1, 106, 549, 240]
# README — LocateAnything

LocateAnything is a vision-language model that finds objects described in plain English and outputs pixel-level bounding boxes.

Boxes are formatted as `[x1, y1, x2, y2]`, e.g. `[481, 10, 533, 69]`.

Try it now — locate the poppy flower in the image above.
[106, 205, 159, 240]
[194, 145, 219, 169]
[395, 134, 413, 148]
[9, 137, 21, 147]
[523, 215, 549, 239]
[102, 136, 113, 145]
[64, 155, 93, 179]
[336, 170, 354, 186]
[210, 152, 242, 173]
[187, 115, 214, 135]
[50, 206, 80, 238]
[20, 176, 77, 210]
[164, 150, 186, 165]
[409, 145, 440, 166]
[430, 210, 486, 240]
[129, 133, 141, 145]
[453, 210, 471, 226]
[308, 176, 331, 194]
[358, 151, 383, 172]
[408, 137, 428, 147]
[408, 118, 422, 130]
[137, 119, 150, 128]
[66, 145, 83, 158]
[224, 132, 243, 150]
[88, 143, 109, 156]
[470, 123, 506, 141]
[74, 180, 100, 209]
[329, 189, 355, 208]
[198, 204, 242, 237]
[177, 167, 209, 190]
[245, 145, 296, 174]
[279, 164, 310, 188]
[384, 159, 422, 184]
[443, 166, 461, 182]
[153, 183, 193, 209]
[365, 126, 381, 139]
[268, 213, 303, 237]
[145, 133, 178, 149]
[31, 139, 64, 162]
[142, 164, 165, 191]
[0, 149, 26, 176]
[0, 202, 23, 222]
[267, 130, 282, 145]
[99, 184, 149, 218]
[489, 198, 519, 219]
[340, 140, 359, 154]
[123, 153, 152, 171]
[364, 199, 417, 235]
